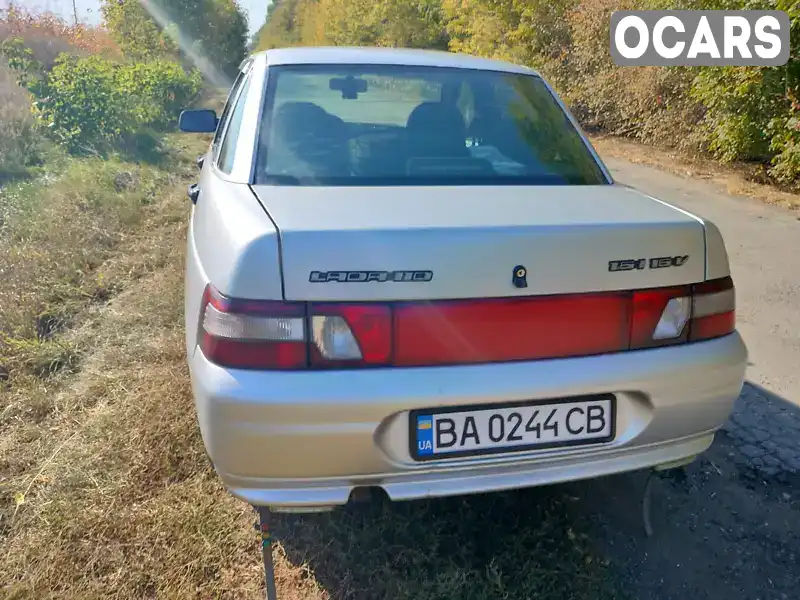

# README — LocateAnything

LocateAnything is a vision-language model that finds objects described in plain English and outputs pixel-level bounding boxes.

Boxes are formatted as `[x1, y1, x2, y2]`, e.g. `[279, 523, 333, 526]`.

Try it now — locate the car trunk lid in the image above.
[249, 184, 705, 302]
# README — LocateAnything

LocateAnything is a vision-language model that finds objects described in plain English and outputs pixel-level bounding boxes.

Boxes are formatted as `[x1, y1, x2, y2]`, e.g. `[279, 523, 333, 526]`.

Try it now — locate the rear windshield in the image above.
[254, 64, 609, 186]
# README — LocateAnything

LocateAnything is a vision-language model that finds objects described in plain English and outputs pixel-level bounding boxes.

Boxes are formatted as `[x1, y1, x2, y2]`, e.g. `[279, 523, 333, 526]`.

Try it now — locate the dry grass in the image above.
[591, 135, 800, 211]
[0, 134, 625, 599]
[0, 61, 47, 183]
[0, 134, 270, 598]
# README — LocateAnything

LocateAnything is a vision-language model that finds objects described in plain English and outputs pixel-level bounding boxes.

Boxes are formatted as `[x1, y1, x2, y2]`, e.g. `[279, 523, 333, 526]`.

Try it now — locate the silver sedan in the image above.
[179, 46, 747, 513]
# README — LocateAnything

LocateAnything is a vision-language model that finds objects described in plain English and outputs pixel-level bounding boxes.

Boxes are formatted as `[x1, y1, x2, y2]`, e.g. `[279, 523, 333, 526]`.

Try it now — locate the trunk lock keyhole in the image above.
[512, 265, 528, 288]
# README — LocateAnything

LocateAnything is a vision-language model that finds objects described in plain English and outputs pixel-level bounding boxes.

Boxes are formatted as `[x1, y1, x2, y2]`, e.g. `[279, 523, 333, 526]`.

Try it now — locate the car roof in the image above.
[256, 46, 539, 76]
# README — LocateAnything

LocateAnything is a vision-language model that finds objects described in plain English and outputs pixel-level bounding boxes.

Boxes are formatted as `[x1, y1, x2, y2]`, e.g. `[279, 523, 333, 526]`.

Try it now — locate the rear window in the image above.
[254, 64, 608, 187]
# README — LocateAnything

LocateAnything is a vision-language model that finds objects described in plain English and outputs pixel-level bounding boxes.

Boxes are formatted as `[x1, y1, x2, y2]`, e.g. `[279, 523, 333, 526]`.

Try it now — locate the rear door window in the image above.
[212, 68, 248, 156]
[217, 71, 252, 174]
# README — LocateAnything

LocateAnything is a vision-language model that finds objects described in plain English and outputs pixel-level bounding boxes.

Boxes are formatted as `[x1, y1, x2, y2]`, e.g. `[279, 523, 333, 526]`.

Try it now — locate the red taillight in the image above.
[393, 294, 630, 367]
[689, 276, 735, 341]
[309, 304, 392, 367]
[630, 286, 691, 349]
[198, 285, 307, 370]
[197, 277, 735, 370]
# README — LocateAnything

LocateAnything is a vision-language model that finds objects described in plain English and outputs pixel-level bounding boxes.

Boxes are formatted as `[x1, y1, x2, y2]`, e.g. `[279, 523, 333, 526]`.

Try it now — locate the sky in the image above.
[7, 0, 270, 36]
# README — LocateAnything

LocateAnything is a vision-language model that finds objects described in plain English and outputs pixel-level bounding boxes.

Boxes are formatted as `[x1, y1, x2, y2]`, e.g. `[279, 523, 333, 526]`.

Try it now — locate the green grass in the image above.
[0, 143, 190, 375]
[0, 135, 206, 423]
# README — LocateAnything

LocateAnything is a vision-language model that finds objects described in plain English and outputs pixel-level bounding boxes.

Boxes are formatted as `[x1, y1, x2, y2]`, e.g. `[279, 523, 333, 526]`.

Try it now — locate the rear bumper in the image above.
[189, 332, 747, 510]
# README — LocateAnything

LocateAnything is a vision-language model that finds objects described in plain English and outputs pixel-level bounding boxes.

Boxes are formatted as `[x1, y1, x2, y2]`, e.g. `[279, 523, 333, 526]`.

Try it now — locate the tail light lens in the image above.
[309, 304, 392, 367]
[393, 294, 630, 367]
[198, 277, 735, 370]
[690, 276, 735, 341]
[199, 285, 307, 369]
[630, 287, 691, 349]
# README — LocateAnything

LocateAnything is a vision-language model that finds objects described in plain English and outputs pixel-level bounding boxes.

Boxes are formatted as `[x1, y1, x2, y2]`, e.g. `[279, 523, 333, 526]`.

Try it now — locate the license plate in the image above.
[410, 395, 615, 461]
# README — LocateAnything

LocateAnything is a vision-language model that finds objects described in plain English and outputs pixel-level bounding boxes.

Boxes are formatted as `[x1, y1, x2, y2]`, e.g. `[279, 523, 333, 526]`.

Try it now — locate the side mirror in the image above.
[179, 109, 217, 133]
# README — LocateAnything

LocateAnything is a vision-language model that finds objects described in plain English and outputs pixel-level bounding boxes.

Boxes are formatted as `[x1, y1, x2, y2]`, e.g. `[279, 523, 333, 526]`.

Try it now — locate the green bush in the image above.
[766, 0, 800, 183]
[768, 109, 800, 184]
[1, 38, 202, 155]
[35, 54, 139, 153]
[116, 60, 203, 130]
[37, 55, 202, 153]
[688, 0, 799, 183]
[690, 66, 780, 163]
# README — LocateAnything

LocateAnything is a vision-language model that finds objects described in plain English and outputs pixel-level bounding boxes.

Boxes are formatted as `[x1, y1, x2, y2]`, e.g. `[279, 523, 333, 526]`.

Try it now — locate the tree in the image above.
[253, 0, 305, 50]
[101, 0, 173, 61]
[376, 0, 449, 50]
[199, 0, 249, 76]
[253, 0, 449, 51]
[442, 0, 574, 69]
[101, 0, 248, 79]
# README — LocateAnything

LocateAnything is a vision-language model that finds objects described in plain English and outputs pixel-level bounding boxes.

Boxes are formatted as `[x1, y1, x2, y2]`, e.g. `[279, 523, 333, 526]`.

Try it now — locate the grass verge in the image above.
[590, 135, 800, 211]
[0, 137, 626, 599]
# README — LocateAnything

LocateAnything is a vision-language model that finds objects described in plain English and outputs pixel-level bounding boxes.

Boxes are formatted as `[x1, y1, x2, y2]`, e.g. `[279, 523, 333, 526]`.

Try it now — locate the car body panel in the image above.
[190, 332, 746, 509]
[251, 183, 706, 301]
[193, 171, 283, 301]
[185, 168, 284, 352]
[701, 219, 732, 281]
[261, 46, 540, 75]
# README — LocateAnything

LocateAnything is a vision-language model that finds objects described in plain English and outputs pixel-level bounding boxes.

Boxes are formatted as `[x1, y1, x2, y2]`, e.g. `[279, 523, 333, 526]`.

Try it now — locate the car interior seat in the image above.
[405, 102, 470, 159]
[268, 101, 350, 178]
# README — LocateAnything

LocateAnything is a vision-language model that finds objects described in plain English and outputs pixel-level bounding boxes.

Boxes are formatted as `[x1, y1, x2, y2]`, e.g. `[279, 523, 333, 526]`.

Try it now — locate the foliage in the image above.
[0, 8, 119, 182]
[117, 60, 204, 130]
[0, 37, 44, 90]
[29, 54, 138, 153]
[255, 0, 449, 50]
[691, 67, 777, 162]
[253, 0, 309, 49]
[0, 39, 58, 172]
[100, 0, 248, 80]
[766, 0, 800, 182]
[100, 0, 175, 61]
[0, 109, 47, 183]
[252, 0, 799, 187]
[687, 0, 800, 181]
[203, 0, 250, 76]
[375, 0, 450, 49]
[1, 38, 202, 155]
[0, 61, 49, 182]
[443, 0, 574, 72]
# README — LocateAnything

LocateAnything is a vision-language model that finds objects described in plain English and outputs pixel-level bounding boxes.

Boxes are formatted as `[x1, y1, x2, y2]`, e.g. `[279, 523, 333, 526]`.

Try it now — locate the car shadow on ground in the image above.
[274, 382, 800, 600]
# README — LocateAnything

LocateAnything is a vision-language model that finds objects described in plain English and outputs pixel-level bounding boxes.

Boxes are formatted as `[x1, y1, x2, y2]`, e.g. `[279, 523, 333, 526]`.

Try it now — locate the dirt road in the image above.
[570, 153, 800, 600]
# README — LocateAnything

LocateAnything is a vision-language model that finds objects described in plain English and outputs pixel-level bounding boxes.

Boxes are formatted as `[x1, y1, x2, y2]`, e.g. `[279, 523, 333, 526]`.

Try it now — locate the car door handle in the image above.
[196, 155, 205, 170]
[188, 183, 200, 204]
